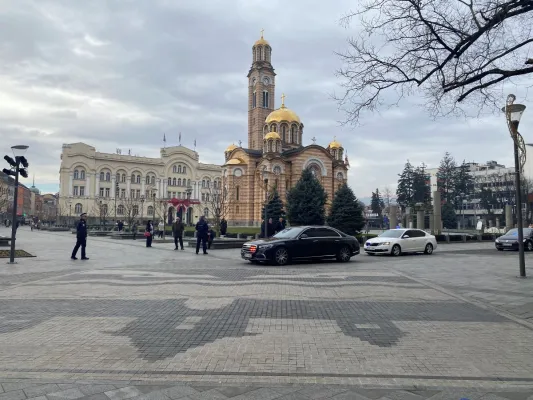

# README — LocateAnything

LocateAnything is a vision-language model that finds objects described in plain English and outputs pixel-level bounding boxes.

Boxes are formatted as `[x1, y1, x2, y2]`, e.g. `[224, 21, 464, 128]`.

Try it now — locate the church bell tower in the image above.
[247, 30, 276, 150]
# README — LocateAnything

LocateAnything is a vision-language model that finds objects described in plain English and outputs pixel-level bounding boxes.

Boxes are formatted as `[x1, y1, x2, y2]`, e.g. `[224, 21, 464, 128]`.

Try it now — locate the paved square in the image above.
[1, 227, 533, 398]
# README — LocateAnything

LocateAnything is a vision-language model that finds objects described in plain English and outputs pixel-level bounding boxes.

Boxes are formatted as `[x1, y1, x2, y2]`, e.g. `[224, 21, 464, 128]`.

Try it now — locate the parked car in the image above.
[364, 228, 437, 256]
[495, 228, 533, 251]
[241, 226, 360, 265]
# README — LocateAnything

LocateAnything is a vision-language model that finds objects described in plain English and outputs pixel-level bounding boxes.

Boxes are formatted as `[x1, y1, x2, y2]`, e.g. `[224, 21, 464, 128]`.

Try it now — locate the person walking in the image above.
[71, 213, 89, 260]
[275, 217, 285, 233]
[195, 215, 208, 255]
[145, 220, 154, 247]
[118, 220, 124, 232]
[172, 217, 185, 250]
[132, 220, 139, 240]
[158, 220, 165, 238]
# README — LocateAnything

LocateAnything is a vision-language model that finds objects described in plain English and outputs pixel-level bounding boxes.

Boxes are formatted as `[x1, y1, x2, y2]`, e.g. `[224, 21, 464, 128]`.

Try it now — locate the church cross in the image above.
[260, 28, 265, 38]
[281, 93, 286, 106]
[311, 136, 317, 144]
[238, 140, 242, 147]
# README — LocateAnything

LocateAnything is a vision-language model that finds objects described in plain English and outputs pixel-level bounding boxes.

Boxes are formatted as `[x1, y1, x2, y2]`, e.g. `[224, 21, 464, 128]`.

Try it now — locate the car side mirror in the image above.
[300, 234, 308, 239]
[402, 235, 410, 239]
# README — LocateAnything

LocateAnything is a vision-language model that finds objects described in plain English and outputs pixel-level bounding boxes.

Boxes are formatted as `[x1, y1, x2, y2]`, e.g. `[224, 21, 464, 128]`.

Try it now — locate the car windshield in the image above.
[504, 228, 533, 236]
[378, 230, 404, 238]
[272, 227, 304, 239]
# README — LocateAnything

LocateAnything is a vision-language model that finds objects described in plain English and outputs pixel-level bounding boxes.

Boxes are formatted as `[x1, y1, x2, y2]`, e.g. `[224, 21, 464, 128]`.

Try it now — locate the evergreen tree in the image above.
[286, 168, 327, 225]
[412, 164, 432, 206]
[437, 152, 457, 203]
[370, 188, 384, 217]
[396, 160, 415, 211]
[442, 202, 457, 229]
[328, 184, 365, 235]
[454, 160, 474, 201]
[261, 189, 285, 222]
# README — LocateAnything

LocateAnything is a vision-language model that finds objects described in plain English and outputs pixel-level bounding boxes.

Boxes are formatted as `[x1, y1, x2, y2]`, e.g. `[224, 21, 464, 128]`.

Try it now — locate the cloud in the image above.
[1, 0, 531, 198]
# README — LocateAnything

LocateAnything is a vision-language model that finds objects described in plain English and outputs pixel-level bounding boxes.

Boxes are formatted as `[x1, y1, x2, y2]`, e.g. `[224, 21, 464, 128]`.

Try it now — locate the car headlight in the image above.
[495, 239, 500, 243]
[259, 244, 273, 250]
[380, 242, 391, 245]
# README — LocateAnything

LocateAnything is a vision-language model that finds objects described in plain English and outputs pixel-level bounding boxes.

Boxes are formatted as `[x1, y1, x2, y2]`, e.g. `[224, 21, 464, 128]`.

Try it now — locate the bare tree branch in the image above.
[336, 0, 533, 122]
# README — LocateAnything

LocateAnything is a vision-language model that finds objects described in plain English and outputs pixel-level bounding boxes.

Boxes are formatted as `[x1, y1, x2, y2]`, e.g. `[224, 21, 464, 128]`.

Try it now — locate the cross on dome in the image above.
[281, 93, 286, 107]
[260, 28, 265, 38]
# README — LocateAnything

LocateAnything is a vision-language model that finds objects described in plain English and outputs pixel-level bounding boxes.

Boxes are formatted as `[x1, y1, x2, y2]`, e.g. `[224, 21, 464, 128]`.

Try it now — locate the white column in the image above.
[95, 175, 100, 197]
[126, 176, 131, 198]
[156, 179, 161, 198]
[85, 174, 91, 198]
[68, 173, 74, 196]
[141, 178, 145, 197]
[111, 176, 116, 198]
[163, 179, 168, 197]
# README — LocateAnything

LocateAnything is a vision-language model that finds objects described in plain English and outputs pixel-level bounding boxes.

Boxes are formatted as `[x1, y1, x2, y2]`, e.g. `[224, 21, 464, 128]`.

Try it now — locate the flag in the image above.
[194, 139, 196, 147]
[179, 132, 181, 144]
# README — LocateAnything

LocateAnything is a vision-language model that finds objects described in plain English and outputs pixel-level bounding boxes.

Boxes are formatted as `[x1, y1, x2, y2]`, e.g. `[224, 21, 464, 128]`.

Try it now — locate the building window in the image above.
[262, 91, 269, 108]
[171, 178, 175, 186]
[74, 203, 82, 214]
[236, 186, 240, 201]
[151, 176, 155, 185]
[204, 208, 209, 217]
[178, 178, 181, 186]
[132, 205, 139, 215]
[136, 175, 141, 184]
[73, 186, 79, 196]
[290, 126, 296, 143]
[147, 206, 154, 216]
[121, 189, 126, 198]
[182, 167, 186, 174]
[117, 205, 125, 215]
[100, 172, 104, 181]
[202, 180, 205, 188]
[80, 170, 85, 180]
[178, 165, 182, 173]
[105, 188, 110, 197]
[187, 179, 191, 186]
[282, 126, 286, 141]
[136, 189, 141, 198]
[173, 165, 177, 173]
[146, 176, 150, 184]
[206, 194, 210, 202]
[106, 172, 111, 181]
[201, 193, 205, 201]
[102, 204, 108, 214]
[99, 188, 104, 197]
[252, 92, 256, 108]
[121, 174, 126, 183]
[167, 191, 171, 198]
[73, 170, 79, 179]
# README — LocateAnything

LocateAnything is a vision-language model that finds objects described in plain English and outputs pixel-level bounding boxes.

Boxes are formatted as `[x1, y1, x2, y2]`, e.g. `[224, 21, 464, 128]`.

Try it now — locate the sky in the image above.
[1, 0, 532, 199]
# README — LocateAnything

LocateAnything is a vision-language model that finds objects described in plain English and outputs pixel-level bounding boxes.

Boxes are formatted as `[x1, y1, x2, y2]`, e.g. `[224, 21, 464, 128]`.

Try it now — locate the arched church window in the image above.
[121, 174, 126, 183]
[187, 179, 191, 186]
[178, 165, 182, 173]
[178, 178, 181, 186]
[106, 172, 110, 181]
[337, 172, 344, 181]
[252, 92, 256, 109]
[151, 176, 155, 185]
[146, 176, 150, 184]
[136, 175, 141, 184]
[273, 166, 281, 175]
[182, 166, 186, 174]
[100, 172, 104, 181]
[235, 186, 240, 201]
[73, 170, 79, 180]
[173, 166, 177, 173]
[282, 125, 286, 141]
[168, 177, 171, 186]
[80, 170, 85, 180]
[172, 178, 176, 186]
[291, 126, 296, 143]
[262, 91, 269, 108]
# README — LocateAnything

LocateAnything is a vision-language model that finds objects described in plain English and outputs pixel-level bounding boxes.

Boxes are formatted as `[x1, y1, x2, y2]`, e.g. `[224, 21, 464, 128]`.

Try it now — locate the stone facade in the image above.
[223, 34, 349, 226]
[59, 143, 221, 225]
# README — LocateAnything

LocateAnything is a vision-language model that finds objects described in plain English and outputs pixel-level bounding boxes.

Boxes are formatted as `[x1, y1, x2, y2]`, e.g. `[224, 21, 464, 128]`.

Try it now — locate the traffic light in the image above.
[4, 155, 16, 167]
[19, 156, 28, 168]
[19, 169, 28, 178]
[2, 168, 14, 176]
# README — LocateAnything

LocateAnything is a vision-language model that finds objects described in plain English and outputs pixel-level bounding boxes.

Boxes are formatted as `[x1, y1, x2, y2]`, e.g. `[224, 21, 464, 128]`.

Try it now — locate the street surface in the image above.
[0, 226, 532, 399]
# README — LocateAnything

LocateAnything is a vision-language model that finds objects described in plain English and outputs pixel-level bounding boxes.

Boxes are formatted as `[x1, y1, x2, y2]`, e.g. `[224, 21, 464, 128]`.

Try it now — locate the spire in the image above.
[281, 93, 286, 108]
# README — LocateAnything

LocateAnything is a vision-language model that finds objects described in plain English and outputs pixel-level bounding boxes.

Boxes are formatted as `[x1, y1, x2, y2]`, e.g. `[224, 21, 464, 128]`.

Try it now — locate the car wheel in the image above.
[336, 246, 352, 262]
[526, 241, 533, 251]
[424, 243, 433, 255]
[273, 247, 289, 266]
[391, 244, 401, 257]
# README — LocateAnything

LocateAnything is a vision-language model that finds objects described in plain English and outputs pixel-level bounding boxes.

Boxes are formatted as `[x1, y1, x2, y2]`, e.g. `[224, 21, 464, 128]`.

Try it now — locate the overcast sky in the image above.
[1, 0, 532, 198]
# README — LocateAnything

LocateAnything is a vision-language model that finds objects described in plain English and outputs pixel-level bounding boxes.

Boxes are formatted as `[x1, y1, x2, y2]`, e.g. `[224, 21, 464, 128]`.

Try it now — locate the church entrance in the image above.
[187, 208, 193, 226]
[167, 207, 175, 225]
[177, 206, 184, 221]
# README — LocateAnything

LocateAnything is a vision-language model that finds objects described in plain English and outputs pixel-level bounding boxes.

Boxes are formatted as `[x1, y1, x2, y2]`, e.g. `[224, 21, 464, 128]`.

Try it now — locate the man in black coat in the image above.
[195, 215, 209, 255]
[71, 213, 89, 260]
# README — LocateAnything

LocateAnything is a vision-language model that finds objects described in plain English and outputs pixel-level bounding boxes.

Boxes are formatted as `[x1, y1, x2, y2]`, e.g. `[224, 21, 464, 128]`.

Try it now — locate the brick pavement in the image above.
[0, 227, 532, 398]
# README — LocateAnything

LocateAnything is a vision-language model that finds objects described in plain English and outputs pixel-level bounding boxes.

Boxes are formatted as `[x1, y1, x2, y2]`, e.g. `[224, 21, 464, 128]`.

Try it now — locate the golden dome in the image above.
[226, 158, 244, 165]
[328, 137, 343, 149]
[225, 143, 237, 152]
[264, 131, 281, 140]
[265, 93, 301, 124]
[254, 29, 270, 47]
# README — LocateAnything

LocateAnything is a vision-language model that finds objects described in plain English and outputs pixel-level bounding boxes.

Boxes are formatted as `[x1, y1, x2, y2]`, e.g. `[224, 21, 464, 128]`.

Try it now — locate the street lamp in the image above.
[502, 94, 527, 278]
[186, 186, 193, 225]
[2, 145, 29, 264]
[140, 195, 145, 222]
[67, 197, 72, 227]
[455, 192, 466, 229]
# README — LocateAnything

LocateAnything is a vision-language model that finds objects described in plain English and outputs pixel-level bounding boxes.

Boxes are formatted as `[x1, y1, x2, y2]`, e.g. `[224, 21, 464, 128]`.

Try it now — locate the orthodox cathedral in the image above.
[223, 32, 350, 225]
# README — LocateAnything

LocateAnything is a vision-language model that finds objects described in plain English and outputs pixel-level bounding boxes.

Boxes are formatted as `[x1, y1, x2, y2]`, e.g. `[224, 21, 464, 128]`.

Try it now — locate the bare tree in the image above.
[381, 186, 394, 214]
[91, 198, 112, 227]
[204, 177, 238, 235]
[117, 196, 142, 228]
[0, 178, 9, 221]
[336, 0, 533, 123]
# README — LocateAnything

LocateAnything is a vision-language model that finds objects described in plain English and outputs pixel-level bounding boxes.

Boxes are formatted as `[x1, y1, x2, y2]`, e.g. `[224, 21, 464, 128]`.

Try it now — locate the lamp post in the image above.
[455, 192, 466, 229]
[140, 195, 145, 223]
[186, 186, 193, 225]
[262, 170, 269, 237]
[67, 197, 72, 227]
[502, 94, 527, 278]
[2, 145, 29, 264]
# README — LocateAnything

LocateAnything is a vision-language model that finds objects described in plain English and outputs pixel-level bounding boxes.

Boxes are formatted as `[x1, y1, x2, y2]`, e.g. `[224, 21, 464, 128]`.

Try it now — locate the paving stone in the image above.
[24, 386, 61, 398]
[104, 388, 143, 400]
[213, 388, 258, 398]
[78, 386, 117, 396]
[330, 391, 372, 400]
[229, 388, 285, 400]
[159, 387, 199, 400]
[377, 391, 424, 400]
[77, 394, 109, 400]
[46, 389, 85, 400]
[0, 391, 27, 400]
[27, 396, 47, 400]
[184, 390, 227, 400]
[293, 387, 348, 399]
[129, 391, 170, 400]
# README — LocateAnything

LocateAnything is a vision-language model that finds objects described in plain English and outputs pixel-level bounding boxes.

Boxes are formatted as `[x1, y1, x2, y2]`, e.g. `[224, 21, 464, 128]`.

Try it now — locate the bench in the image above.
[0, 236, 11, 247]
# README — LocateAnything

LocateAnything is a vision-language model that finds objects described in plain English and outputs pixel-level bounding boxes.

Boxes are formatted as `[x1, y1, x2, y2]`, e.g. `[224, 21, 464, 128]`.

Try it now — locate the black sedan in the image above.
[495, 228, 533, 251]
[241, 226, 360, 265]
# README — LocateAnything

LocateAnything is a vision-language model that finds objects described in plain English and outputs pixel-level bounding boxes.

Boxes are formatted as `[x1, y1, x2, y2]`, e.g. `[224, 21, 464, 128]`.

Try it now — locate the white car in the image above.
[364, 229, 437, 256]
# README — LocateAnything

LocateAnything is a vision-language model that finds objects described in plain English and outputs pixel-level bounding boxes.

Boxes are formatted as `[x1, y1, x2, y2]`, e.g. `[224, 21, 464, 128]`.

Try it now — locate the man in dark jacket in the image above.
[207, 226, 216, 249]
[275, 217, 286, 233]
[71, 213, 89, 260]
[220, 218, 228, 236]
[172, 217, 185, 250]
[195, 215, 209, 255]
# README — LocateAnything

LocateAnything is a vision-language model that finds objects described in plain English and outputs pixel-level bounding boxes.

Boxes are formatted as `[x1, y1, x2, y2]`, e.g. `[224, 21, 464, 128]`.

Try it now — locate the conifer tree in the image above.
[328, 184, 364, 235]
[286, 169, 327, 225]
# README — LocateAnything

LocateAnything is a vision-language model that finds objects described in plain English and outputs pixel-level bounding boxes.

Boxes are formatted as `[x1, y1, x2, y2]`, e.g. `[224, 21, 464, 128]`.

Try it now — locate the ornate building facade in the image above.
[59, 143, 221, 225]
[223, 33, 350, 226]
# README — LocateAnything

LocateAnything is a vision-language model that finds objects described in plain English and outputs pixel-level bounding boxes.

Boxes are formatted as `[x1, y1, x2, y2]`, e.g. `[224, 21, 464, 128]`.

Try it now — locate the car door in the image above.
[411, 229, 427, 251]
[401, 230, 418, 251]
[292, 228, 316, 259]
[312, 227, 340, 257]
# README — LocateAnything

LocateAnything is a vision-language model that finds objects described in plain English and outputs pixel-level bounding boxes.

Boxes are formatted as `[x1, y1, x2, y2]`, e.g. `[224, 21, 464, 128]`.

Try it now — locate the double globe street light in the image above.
[2, 145, 29, 264]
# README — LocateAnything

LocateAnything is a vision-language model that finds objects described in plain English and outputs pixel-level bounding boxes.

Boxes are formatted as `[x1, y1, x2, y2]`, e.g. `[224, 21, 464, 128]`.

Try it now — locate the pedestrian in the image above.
[207, 226, 216, 249]
[145, 220, 154, 247]
[275, 217, 285, 233]
[158, 220, 164, 238]
[195, 215, 208, 255]
[220, 218, 228, 236]
[30, 220, 34, 231]
[132, 220, 139, 240]
[118, 220, 124, 232]
[172, 217, 185, 250]
[71, 213, 89, 260]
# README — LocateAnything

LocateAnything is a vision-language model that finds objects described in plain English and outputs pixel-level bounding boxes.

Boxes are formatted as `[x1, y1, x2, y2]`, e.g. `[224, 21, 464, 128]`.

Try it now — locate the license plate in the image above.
[244, 253, 252, 258]
[503, 243, 512, 247]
